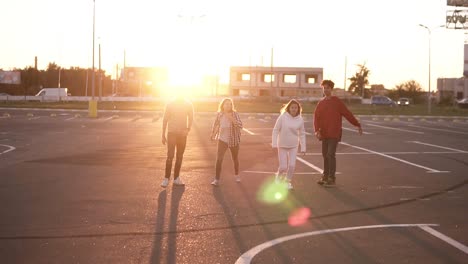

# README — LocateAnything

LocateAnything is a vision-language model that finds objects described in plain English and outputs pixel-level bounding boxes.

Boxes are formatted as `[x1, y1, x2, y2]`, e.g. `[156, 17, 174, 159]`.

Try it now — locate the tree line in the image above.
[0, 62, 114, 96]
[347, 64, 427, 103]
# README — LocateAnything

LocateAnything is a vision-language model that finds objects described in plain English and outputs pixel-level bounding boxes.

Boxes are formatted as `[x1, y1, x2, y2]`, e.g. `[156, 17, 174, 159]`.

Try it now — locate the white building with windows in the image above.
[437, 77, 468, 101]
[229, 66, 323, 98]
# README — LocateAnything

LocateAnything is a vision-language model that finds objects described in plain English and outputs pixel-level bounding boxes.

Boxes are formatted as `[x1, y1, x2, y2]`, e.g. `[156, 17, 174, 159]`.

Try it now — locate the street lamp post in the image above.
[88, 0, 98, 118]
[92, 0, 95, 100]
[419, 24, 444, 115]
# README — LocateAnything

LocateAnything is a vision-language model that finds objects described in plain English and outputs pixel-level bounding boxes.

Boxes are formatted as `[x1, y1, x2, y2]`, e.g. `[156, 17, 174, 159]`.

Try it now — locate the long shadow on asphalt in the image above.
[149, 185, 185, 264]
[150, 190, 167, 263]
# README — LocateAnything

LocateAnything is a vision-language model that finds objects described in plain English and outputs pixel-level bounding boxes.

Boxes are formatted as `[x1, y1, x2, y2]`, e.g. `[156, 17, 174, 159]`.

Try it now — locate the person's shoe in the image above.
[324, 178, 336, 187]
[173, 177, 185, 186]
[161, 178, 169, 188]
[287, 181, 294, 190]
[211, 179, 219, 186]
[235, 175, 241, 183]
[275, 174, 284, 184]
[317, 176, 328, 185]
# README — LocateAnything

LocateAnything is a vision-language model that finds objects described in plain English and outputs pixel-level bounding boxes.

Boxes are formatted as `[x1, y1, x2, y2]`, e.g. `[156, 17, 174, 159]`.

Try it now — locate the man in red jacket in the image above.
[314, 80, 363, 186]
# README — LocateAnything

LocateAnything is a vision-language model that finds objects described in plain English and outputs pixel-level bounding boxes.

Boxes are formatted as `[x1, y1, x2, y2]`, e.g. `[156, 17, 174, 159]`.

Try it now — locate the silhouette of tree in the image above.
[348, 64, 370, 97]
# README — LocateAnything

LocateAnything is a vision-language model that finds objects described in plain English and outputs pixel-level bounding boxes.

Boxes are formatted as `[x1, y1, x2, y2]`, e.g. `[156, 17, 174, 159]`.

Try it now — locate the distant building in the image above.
[119, 67, 168, 96]
[229, 66, 323, 98]
[437, 77, 468, 101]
[370, 84, 386, 96]
[332, 88, 352, 98]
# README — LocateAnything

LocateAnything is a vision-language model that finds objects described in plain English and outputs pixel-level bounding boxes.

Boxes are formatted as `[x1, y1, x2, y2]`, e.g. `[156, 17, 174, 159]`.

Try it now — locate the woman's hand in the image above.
[314, 131, 322, 140]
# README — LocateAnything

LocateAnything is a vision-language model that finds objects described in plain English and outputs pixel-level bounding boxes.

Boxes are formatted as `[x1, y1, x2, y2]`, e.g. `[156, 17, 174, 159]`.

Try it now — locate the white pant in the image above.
[277, 147, 298, 180]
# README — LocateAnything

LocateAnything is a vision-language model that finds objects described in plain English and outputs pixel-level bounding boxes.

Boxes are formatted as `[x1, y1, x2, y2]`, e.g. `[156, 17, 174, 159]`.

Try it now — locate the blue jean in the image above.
[215, 140, 239, 180]
[322, 139, 339, 179]
[165, 132, 187, 179]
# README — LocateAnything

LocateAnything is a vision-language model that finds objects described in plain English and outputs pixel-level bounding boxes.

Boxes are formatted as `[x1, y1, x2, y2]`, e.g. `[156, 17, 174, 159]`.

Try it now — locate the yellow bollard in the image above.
[88, 99, 98, 118]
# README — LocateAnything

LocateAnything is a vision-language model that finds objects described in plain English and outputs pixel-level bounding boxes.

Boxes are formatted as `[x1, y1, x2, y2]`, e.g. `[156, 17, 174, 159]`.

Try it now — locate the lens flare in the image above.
[288, 207, 311, 227]
[257, 178, 289, 204]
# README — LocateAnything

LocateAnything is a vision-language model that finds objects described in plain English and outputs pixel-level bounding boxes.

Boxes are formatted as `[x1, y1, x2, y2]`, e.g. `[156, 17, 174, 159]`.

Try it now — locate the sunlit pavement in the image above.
[0, 109, 467, 263]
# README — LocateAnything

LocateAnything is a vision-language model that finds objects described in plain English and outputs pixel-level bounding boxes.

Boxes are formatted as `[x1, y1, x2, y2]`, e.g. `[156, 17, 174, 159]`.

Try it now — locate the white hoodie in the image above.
[272, 112, 306, 152]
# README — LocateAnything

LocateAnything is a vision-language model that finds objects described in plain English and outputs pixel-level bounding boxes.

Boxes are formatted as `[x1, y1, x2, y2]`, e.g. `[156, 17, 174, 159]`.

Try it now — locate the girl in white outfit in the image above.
[272, 99, 306, 190]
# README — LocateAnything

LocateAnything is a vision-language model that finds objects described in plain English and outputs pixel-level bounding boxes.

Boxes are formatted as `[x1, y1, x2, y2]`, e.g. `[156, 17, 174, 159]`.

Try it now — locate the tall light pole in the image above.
[418, 24, 444, 115]
[92, 0, 96, 100]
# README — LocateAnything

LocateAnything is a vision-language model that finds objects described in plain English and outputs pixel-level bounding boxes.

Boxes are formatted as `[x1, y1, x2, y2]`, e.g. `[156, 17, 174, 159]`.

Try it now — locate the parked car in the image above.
[397, 97, 410, 106]
[457, 98, 468, 109]
[370, 96, 396, 106]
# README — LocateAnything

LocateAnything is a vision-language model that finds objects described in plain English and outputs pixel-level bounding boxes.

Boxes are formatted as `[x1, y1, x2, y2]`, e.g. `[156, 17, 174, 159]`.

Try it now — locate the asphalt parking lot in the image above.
[1, 109, 467, 263]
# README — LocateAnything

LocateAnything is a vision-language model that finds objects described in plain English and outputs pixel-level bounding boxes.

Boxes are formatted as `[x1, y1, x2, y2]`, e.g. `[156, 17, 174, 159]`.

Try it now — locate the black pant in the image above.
[215, 140, 239, 180]
[322, 139, 339, 179]
[165, 132, 187, 179]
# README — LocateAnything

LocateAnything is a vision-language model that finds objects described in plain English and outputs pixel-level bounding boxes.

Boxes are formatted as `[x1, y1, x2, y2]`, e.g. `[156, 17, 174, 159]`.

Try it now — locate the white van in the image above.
[35, 88, 69, 97]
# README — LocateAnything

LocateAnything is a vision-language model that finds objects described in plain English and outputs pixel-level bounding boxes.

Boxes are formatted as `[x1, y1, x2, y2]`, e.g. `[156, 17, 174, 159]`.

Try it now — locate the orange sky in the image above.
[1, 0, 465, 93]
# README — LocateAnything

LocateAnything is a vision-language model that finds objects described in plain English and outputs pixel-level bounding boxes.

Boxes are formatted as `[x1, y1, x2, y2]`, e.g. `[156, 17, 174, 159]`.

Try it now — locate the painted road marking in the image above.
[235, 224, 445, 264]
[342, 127, 373, 135]
[242, 128, 255, 135]
[339, 142, 449, 173]
[419, 225, 468, 255]
[296, 156, 324, 174]
[242, 171, 340, 175]
[408, 125, 468, 135]
[408, 141, 468, 153]
[365, 123, 424, 134]
[0, 144, 16, 155]
[304, 151, 466, 155]
[390, 186, 423, 189]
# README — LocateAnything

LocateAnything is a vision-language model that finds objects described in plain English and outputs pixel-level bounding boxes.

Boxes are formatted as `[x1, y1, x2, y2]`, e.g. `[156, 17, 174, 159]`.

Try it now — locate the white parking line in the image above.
[305, 151, 466, 155]
[408, 141, 468, 153]
[342, 127, 373, 135]
[296, 156, 324, 174]
[408, 125, 468, 135]
[242, 171, 325, 175]
[419, 225, 468, 255]
[365, 123, 424, 134]
[242, 128, 255, 135]
[0, 144, 16, 155]
[339, 142, 449, 173]
[235, 224, 441, 264]
[102, 116, 115, 122]
[65, 117, 77, 121]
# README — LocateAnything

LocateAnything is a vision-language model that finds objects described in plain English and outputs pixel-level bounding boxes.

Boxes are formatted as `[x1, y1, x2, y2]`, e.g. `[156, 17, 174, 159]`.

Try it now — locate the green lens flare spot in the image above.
[257, 178, 289, 204]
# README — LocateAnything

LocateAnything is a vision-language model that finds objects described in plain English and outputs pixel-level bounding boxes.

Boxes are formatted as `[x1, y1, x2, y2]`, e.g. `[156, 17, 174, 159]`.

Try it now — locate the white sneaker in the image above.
[235, 175, 241, 183]
[287, 181, 293, 190]
[161, 178, 169, 188]
[275, 174, 284, 184]
[173, 177, 185, 186]
[211, 179, 219, 186]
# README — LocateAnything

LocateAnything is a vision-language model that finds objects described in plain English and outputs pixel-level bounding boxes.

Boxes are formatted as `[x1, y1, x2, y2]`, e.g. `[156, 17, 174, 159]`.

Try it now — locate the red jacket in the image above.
[314, 96, 361, 140]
